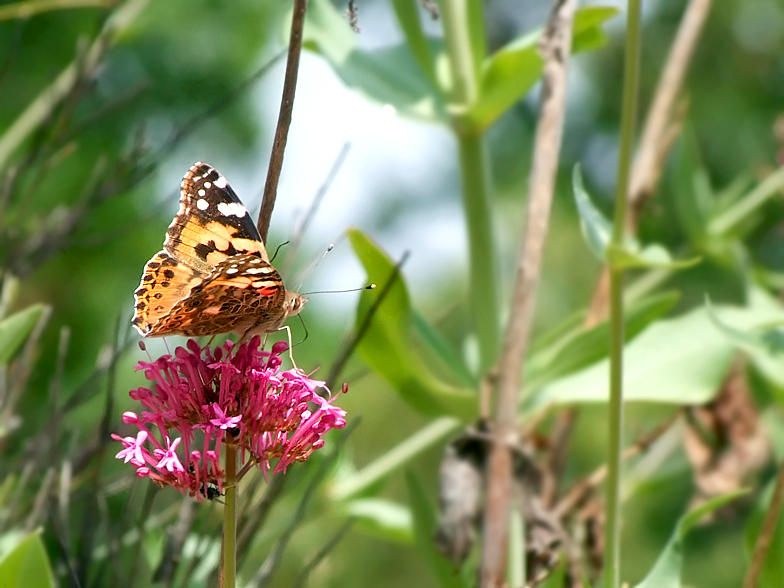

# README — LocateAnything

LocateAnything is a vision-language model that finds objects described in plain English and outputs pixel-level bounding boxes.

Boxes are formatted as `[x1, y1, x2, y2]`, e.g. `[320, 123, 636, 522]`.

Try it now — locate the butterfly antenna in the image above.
[270, 241, 290, 263]
[302, 284, 376, 296]
[292, 243, 335, 291]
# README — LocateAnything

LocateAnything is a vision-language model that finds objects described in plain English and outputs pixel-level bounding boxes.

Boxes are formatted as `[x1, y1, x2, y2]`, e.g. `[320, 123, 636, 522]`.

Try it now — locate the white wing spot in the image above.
[214, 175, 227, 189]
[226, 268, 239, 274]
[204, 182, 211, 188]
[196, 199, 209, 211]
[217, 202, 247, 217]
[198, 189, 206, 197]
[245, 267, 270, 275]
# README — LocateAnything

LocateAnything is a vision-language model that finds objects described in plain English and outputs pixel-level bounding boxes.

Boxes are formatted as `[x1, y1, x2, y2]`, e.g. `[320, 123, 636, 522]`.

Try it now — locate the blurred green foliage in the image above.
[1, 0, 784, 587]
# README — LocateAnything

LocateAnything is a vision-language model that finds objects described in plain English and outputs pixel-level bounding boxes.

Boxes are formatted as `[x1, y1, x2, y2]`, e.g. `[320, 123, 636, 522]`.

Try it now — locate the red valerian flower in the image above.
[112, 337, 346, 500]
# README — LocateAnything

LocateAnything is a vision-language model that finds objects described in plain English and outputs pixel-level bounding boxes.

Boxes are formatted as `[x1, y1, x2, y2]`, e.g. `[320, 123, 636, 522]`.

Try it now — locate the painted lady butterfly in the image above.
[132, 162, 306, 337]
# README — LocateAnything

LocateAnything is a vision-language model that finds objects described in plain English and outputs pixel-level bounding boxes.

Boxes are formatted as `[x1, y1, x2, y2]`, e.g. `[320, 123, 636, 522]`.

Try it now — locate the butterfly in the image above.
[132, 162, 306, 338]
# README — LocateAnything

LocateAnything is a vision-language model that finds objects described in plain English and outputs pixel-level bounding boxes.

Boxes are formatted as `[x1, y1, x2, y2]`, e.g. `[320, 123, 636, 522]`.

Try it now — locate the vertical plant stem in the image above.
[480, 1, 576, 584]
[604, 266, 625, 588]
[440, 0, 478, 105]
[604, 1, 642, 587]
[457, 135, 500, 370]
[441, 0, 499, 371]
[222, 445, 238, 588]
[257, 0, 308, 242]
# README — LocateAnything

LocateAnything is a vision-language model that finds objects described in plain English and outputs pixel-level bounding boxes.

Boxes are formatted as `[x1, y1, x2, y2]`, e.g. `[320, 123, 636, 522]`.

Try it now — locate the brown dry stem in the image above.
[480, 1, 576, 584]
[257, 0, 308, 242]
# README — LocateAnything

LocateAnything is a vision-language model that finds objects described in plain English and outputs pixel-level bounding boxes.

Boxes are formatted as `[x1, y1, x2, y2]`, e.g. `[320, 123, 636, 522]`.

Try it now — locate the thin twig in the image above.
[286, 141, 351, 275]
[236, 472, 287, 556]
[629, 0, 712, 208]
[553, 415, 678, 519]
[480, 1, 576, 585]
[292, 519, 355, 588]
[247, 421, 356, 587]
[325, 252, 410, 390]
[155, 51, 286, 165]
[257, 0, 308, 242]
[743, 462, 784, 588]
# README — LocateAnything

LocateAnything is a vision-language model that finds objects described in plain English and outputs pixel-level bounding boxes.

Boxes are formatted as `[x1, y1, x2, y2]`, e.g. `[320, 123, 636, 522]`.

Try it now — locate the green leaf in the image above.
[303, 0, 447, 123]
[464, 7, 618, 132]
[672, 125, 715, 245]
[0, 531, 55, 588]
[572, 164, 612, 262]
[573, 165, 701, 270]
[526, 294, 784, 411]
[706, 288, 784, 389]
[349, 229, 476, 419]
[344, 498, 413, 543]
[634, 490, 748, 588]
[526, 292, 680, 388]
[407, 472, 469, 588]
[605, 242, 701, 270]
[0, 305, 46, 366]
[412, 310, 476, 388]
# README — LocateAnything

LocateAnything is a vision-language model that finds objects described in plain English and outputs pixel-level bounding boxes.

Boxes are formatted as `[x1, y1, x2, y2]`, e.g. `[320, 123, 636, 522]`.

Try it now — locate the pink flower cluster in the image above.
[113, 337, 346, 500]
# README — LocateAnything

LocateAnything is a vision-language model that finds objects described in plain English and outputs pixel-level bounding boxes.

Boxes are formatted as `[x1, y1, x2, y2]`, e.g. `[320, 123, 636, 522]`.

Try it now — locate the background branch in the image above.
[480, 1, 576, 584]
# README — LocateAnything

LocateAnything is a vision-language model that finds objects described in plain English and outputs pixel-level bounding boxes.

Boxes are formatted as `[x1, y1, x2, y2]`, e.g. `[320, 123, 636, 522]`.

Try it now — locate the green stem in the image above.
[222, 445, 237, 588]
[604, 267, 625, 588]
[604, 1, 642, 587]
[457, 134, 500, 371]
[440, 0, 478, 106]
[441, 0, 499, 372]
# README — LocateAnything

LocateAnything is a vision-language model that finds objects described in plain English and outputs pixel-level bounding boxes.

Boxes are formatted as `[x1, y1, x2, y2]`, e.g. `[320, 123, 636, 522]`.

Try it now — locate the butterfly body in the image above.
[132, 162, 306, 338]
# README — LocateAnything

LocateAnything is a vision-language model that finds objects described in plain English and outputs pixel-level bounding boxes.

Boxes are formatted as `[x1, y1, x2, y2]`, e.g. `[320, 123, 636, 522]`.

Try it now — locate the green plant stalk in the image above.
[457, 135, 500, 371]
[604, 0, 642, 586]
[222, 445, 238, 588]
[604, 267, 625, 588]
[440, 0, 478, 106]
[441, 0, 500, 371]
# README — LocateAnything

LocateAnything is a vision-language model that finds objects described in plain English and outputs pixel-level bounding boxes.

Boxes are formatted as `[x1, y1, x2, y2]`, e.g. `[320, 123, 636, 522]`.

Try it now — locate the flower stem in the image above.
[222, 445, 238, 588]
[604, 1, 642, 587]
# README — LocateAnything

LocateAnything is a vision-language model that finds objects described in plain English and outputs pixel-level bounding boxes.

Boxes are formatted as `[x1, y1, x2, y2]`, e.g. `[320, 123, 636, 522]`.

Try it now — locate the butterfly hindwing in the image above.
[132, 251, 207, 336]
[151, 254, 287, 337]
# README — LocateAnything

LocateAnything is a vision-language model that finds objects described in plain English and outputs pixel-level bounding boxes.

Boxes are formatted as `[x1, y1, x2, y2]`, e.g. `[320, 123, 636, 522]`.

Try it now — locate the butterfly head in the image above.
[285, 291, 308, 318]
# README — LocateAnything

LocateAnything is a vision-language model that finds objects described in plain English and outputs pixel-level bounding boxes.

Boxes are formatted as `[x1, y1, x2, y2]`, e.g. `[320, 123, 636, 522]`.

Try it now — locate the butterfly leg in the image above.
[278, 325, 299, 371]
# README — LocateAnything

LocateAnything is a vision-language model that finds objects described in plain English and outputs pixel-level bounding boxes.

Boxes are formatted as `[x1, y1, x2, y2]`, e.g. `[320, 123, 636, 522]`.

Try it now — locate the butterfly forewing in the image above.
[165, 162, 269, 268]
